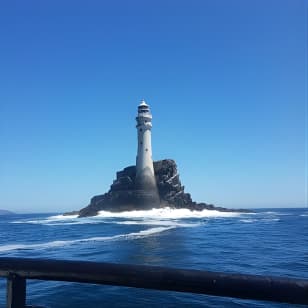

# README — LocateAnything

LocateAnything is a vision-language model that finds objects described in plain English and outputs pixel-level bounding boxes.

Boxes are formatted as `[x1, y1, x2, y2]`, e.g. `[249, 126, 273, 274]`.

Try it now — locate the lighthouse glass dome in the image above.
[138, 100, 150, 112]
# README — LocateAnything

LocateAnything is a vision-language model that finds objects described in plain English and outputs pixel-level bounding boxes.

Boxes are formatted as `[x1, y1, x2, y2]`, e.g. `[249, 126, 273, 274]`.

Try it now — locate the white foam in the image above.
[240, 219, 257, 223]
[116, 220, 201, 227]
[97, 207, 241, 219]
[49, 214, 79, 220]
[11, 217, 122, 226]
[11, 208, 242, 227]
[43, 220, 103, 226]
[11, 215, 94, 226]
[0, 226, 174, 253]
[262, 218, 280, 222]
[240, 218, 280, 223]
[0, 240, 72, 252]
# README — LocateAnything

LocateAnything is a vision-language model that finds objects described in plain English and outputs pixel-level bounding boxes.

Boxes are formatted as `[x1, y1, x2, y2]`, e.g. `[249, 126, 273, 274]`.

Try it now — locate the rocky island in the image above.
[75, 159, 244, 217]
[67, 100, 249, 218]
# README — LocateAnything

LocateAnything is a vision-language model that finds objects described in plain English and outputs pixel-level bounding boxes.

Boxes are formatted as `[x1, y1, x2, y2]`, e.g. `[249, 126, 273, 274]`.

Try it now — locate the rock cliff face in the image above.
[75, 159, 244, 217]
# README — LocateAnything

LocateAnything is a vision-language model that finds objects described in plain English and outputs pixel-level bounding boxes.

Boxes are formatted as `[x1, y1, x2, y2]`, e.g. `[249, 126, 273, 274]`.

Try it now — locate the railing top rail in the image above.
[0, 257, 307, 305]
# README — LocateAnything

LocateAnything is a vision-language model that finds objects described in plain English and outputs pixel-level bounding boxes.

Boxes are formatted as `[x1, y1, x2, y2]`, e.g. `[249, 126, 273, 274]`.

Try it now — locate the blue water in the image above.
[0, 208, 307, 307]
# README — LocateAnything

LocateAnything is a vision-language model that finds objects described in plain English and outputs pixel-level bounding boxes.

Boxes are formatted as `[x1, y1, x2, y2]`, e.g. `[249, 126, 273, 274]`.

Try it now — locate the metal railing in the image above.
[0, 257, 307, 308]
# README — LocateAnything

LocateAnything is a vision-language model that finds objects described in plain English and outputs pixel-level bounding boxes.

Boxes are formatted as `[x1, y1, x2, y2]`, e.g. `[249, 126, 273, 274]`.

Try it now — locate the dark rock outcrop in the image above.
[75, 159, 249, 217]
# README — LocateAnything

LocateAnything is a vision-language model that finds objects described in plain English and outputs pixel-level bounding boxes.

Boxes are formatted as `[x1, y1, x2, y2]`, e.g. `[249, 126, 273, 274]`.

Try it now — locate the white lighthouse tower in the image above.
[135, 100, 156, 190]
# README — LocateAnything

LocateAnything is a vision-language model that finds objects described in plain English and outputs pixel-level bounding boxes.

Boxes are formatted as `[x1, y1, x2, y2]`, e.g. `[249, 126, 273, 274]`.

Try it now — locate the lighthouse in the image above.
[135, 100, 156, 190]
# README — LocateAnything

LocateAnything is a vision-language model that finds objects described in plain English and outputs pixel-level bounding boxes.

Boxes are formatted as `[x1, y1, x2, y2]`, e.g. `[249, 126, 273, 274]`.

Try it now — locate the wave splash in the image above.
[96, 207, 241, 219]
[0, 226, 174, 253]
[11, 207, 241, 226]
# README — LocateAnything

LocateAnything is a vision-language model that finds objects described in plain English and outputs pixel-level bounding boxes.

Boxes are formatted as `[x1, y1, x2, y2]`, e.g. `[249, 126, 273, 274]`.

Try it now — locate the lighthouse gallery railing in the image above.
[0, 257, 307, 308]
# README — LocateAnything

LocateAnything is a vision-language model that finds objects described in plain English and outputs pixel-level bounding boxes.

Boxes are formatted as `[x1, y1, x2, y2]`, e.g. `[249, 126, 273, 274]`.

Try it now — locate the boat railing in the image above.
[0, 257, 307, 308]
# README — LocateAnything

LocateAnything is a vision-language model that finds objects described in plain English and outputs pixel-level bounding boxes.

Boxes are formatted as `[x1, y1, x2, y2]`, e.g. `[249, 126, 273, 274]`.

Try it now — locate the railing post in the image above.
[7, 273, 26, 308]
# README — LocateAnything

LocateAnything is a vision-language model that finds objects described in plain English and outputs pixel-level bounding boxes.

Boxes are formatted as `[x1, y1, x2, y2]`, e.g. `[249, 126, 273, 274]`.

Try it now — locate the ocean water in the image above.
[0, 208, 307, 307]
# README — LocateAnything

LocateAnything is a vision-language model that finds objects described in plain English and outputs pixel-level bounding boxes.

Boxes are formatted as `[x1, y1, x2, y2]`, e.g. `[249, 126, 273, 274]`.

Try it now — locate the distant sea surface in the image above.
[0, 208, 307, 307]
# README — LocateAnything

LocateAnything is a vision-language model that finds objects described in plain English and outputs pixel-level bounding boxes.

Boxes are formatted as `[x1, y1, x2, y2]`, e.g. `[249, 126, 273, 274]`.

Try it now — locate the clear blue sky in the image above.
[0, 0, 307, 213]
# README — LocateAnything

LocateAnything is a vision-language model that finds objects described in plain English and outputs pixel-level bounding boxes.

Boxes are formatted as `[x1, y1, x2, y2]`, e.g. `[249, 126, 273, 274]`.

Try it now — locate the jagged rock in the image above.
[74, 159, 250, 217]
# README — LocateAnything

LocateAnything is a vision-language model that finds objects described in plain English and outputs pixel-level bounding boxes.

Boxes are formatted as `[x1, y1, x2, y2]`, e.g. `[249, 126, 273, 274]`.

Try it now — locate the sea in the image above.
[0, 207, 307, 308]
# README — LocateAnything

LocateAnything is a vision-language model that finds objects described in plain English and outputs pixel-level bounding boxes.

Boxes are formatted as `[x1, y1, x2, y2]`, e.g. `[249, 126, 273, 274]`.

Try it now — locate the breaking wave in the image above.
[0, 226, 174, 253]
[97, 207, 241, 219]
[11, 207, 242, 226]
[11, 214, 79, 225]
